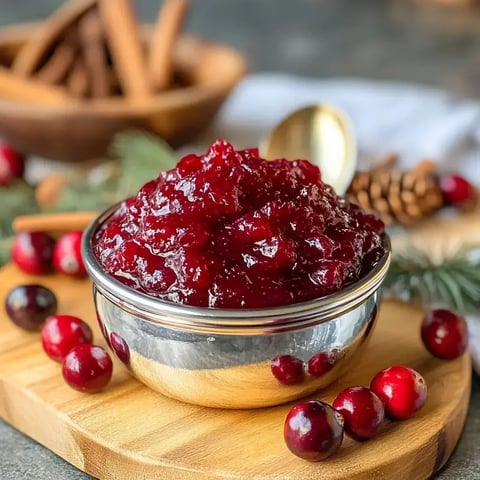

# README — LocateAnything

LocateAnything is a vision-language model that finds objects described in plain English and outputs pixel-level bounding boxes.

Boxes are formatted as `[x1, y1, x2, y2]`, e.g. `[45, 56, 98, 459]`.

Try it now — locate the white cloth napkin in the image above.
[201, 73, 480, 372]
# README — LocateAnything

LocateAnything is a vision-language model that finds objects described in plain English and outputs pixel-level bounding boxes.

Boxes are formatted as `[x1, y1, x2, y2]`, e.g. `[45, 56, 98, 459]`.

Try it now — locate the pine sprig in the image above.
[384, 245, 480, 315]
[112, 130, 176, 193]
[48, 130, 176, 213]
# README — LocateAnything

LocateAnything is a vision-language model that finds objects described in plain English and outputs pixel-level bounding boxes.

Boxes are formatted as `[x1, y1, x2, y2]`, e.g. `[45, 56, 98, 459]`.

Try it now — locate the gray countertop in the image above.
[1, 1, 479, 478]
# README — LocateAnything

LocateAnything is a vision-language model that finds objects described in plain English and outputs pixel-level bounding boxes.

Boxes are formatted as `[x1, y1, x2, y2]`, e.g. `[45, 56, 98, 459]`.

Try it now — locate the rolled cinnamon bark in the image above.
[0, 66, 71, 105]
[78, 11, 111, 98]
[148, 0, 189, 91]
[13, 0, 97, 76]
[98, 0, 151, 101]
[35, 35, 77, 85]
[66, 56, 90, 99]
[13, 212, 97, 233]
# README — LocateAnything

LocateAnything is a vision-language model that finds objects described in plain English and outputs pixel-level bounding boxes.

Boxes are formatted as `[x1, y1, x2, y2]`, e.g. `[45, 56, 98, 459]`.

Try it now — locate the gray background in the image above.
[0, 1, 479, 479]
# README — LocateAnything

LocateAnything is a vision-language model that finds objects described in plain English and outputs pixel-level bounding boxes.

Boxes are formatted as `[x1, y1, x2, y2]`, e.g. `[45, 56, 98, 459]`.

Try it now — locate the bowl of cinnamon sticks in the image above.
[0, 0, 247, 163]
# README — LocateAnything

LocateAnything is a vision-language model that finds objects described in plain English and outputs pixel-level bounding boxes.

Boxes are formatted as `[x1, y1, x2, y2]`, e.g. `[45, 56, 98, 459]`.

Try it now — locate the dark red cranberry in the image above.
[439, 173, 476, 207]
[53, 231, 87, 277]
[5, 284, 57, 331]
[358, 213, 385, 236]
[421, 309, 468, 360]
[332, 386, 385, 440]
[11, 231, 55, 275]
[308, 351, 337, 376]
[361, 247, 385, 276]
[284, 400, 344, 461]
[0, 142, 24, 185]
[110, 332, 130, 364]
[271, 355, 305, 385]
[371, 365, 427, 420]
[41, 315, 93, 362]
[62, 344, 113, 393]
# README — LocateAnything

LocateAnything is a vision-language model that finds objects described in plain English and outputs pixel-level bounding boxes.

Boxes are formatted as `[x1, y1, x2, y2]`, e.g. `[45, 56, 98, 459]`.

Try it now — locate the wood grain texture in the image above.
[0, 263, 470, 480]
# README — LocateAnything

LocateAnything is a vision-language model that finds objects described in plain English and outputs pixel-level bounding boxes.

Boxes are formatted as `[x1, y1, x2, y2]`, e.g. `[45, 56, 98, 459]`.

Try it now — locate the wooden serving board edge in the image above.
[0, 348, 472, 480]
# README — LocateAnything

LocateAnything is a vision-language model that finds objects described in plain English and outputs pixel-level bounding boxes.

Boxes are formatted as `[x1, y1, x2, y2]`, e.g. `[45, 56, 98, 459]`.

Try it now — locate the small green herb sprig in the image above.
[384, 244, 480, 315]
[48, 131, 176, 213]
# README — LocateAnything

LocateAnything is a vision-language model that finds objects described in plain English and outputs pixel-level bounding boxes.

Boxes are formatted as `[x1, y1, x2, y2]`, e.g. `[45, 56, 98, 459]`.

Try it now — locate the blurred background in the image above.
[0, 2, 479, 480]
[3, 0, 480, 96]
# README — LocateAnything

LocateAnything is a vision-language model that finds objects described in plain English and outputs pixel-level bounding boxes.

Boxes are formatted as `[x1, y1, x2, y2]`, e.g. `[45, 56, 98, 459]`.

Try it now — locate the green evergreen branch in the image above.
[49, 130, 177, 213]
[384, 244, 480, 315]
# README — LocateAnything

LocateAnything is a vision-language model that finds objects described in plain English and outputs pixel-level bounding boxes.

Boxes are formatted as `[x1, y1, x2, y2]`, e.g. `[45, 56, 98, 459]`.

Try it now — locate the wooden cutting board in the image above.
[0, 263, 471, 480]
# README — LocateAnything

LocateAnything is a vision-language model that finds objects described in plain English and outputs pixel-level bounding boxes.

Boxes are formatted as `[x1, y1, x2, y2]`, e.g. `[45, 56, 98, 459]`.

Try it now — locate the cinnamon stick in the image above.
[66, 57, 90, 98]
[0, 66, 71, 105]
[35, 35, 77, 85]
[78, 10, 110, 98]
[13, 0, 97, 76]
[13, 212, 97, 233]
[148, 0, 188, 91]
[98, 0, 151, 101]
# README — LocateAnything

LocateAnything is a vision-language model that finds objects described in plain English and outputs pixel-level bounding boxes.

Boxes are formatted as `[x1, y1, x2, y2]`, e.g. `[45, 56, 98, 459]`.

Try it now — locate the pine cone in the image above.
[347, 161, 444, 225]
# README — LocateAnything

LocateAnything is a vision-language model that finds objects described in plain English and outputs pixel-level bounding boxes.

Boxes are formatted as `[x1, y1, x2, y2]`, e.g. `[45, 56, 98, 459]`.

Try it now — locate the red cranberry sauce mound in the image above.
[94, 140, 385, 308]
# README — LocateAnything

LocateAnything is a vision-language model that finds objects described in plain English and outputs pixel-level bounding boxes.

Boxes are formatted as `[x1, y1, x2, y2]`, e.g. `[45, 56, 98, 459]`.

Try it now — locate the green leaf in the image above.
[112, 130, 176, 193]
[50, 132, 176, 211]
[50, 130, 177, 214]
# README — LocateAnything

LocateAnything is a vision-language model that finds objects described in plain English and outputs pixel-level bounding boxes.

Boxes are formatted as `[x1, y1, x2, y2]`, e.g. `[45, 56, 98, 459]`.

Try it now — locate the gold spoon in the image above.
[261, 104, 357, 195]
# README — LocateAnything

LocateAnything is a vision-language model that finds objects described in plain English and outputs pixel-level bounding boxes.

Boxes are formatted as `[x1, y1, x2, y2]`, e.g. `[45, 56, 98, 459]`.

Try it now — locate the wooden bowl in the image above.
[0, 23, 247, 163]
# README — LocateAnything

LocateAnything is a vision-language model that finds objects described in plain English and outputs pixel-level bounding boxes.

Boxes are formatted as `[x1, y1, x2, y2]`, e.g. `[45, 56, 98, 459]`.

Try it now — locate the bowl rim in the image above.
[82, 204, 392, 334]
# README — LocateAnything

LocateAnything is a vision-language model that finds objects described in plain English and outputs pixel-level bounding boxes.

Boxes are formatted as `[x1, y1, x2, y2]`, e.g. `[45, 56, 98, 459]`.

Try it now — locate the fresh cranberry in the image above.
[0, 142, 24, 185]
[357, 213, 385, 236]
[361, 247, 385, 276]
[332, 386, 385, 440]
[371, 365, 427, 420]
[271, 355, 305, 385]
[309, 259, 350, 290]
[11, 231, 55, 275]
[5, 284, 57, 330]
[53, 231, 87, 277]
[41, 315, 93, 362]
[439, 173, 476, 207]
[421, 309, 468, 360]
[62, 344, 113, 393]
[308, 351, 337, 376]
[94, 140, 385, 308]
[110, 332, 130, 364]
[284, 400, 344, 461]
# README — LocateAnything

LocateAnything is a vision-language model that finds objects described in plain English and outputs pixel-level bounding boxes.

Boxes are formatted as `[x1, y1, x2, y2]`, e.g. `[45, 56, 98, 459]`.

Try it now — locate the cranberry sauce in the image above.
[94, 140, 385, 308]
